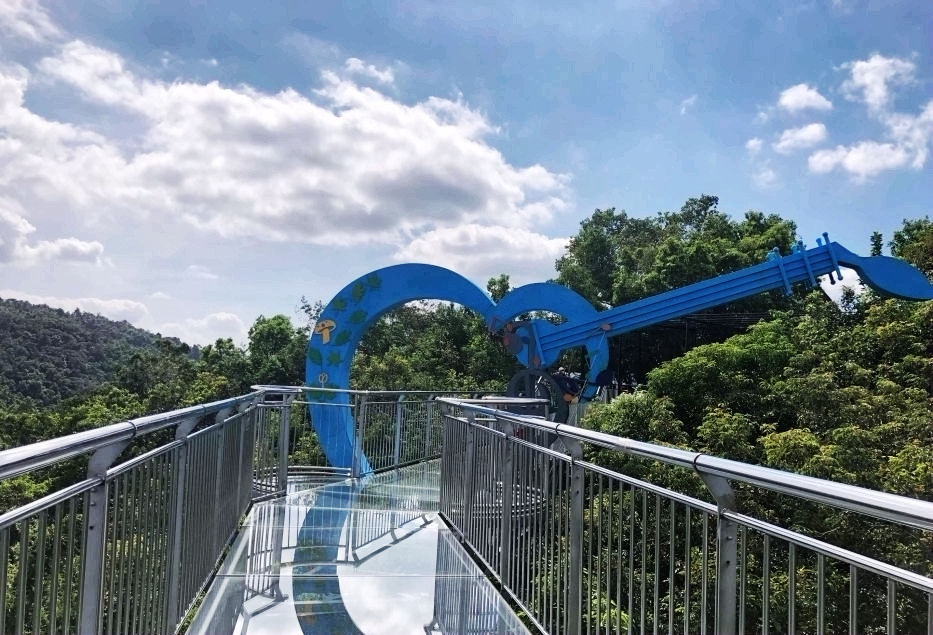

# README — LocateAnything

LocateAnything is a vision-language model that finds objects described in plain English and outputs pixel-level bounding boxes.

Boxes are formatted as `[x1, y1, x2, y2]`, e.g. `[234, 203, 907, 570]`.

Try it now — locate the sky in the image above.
[0, 0, 930, 345]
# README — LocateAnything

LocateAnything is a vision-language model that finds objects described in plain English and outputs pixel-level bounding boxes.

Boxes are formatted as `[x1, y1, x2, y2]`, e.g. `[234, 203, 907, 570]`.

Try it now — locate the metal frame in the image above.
[1, 387, 931, 634]
[437, 398, 933, 635]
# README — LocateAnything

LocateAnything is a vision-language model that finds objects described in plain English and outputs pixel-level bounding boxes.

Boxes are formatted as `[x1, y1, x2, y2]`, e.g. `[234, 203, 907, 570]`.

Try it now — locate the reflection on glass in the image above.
[188, 463, 529, 635]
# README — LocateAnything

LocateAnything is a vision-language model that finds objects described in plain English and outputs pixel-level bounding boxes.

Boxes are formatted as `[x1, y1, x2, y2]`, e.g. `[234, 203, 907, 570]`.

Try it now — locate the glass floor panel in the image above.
[187, 462, 531, 635]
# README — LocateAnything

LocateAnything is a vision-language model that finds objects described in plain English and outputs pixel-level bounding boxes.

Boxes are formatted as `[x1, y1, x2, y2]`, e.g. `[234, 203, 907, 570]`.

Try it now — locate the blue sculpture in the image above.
[307, 234, 933, 471]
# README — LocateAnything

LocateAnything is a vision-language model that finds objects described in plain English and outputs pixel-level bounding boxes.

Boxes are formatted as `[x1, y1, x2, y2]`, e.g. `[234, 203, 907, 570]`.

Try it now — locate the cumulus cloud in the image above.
[4, 40, 567, 249]
[806, 55, 931, 181]
[0, 0, 59, 43]
[808, 141, 911, 181]
[679, 95, 697, 115]
[149, 291, 171, 300]
[344, 57, 394, 84]
[394, 224, 568, 285]
[773, 123, 827, 154]
[0, 289, 149, 322]
[778, 83, 832, 113]
[0, 198, 105, 265]
[745, 137, 763, 155]
[841, 54, 915, 112]
[160, 312, 248, 345]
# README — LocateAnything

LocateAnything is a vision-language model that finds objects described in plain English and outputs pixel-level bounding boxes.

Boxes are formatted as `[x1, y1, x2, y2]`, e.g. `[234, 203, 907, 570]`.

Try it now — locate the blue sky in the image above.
[1, 0, 930, 344]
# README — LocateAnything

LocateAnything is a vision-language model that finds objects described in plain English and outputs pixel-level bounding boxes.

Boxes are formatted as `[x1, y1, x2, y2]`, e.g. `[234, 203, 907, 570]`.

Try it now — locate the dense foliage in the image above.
[0, 299, 156, 406]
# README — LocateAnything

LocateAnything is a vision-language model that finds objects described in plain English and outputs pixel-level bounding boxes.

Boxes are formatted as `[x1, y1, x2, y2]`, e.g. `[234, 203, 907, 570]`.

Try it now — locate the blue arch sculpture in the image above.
[307, 236, 933, 472]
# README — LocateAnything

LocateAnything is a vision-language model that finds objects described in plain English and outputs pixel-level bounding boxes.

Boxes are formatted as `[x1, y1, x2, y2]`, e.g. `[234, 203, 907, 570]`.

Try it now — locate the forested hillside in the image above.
[0, 299, 158, 406]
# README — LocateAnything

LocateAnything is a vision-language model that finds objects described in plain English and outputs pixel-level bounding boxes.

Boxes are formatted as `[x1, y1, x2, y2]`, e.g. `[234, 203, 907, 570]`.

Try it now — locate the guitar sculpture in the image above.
[305, 233, 933, 472]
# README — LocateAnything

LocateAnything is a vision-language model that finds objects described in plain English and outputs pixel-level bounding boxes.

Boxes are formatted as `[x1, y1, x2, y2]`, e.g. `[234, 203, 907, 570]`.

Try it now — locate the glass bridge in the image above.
[0, 386, 930, 635]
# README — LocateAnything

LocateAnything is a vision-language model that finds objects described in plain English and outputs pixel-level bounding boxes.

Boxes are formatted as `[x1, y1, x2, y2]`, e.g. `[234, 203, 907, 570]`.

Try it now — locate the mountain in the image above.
[0, 298, 163, 405]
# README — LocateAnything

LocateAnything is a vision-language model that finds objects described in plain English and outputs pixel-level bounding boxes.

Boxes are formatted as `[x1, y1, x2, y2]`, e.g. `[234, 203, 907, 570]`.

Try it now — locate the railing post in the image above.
[461, 411, 477, 539]
[499, 420, 514, 587]
[165, 415, 202, 629]
[565, 438, 584, 635]
[699, 473, 738, 635]
[393, 395, 404, 469]
[425, 395, 435, 459]
[352, 395, 367, 479]
[78, 439, 130, 635]
[277, 395, 293, 492]
[212, 408, 234, 555]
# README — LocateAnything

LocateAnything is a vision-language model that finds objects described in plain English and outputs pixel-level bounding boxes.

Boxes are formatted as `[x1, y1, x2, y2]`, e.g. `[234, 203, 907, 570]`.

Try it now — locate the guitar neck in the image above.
[540, 243, 839, 355]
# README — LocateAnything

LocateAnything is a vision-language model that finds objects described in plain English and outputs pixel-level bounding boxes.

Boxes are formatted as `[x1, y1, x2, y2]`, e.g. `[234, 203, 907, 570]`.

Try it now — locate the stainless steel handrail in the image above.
[0, 392, 259, 480]
[437, 397, 933, 531]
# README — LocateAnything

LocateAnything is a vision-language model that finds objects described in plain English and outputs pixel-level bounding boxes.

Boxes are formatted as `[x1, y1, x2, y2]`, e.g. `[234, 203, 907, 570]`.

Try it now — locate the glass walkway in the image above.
[187, 462, 531, 635]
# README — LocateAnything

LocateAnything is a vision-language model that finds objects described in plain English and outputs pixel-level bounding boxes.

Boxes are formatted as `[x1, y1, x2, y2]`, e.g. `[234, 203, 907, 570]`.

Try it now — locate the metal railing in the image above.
[3, 385, 931, 635]
[437, 398, 933, 635]
[0, 386, 476, 634]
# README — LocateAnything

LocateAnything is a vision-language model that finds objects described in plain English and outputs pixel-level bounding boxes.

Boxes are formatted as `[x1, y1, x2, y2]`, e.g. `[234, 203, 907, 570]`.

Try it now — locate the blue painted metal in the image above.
[305, 264, 494, 471]
[307, 236, 933, 470]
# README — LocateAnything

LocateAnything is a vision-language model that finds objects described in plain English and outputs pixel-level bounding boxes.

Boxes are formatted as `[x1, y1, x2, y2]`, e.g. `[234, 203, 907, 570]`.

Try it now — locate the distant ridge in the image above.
[0, 297, 175, 406]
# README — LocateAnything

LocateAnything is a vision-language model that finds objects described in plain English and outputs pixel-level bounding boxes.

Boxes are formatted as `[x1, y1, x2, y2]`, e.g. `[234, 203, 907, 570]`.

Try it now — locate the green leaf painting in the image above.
[348, 309, 367, 324]
[306, 347, 323, 365]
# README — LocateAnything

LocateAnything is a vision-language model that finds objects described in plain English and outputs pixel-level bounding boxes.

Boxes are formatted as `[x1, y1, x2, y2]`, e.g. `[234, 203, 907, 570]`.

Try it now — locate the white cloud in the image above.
[752, 166, 779, 189]
[4, 40, 567, 250]
[149, 291, 171, 300]
[679, 95, 697, 115]
[773, 123, 827, 154]
[807, 99, 932, 181]
[0, 0, 59, 43]
[778, 83, 832, 113]
[745, 137, 763, 155]
[393, 224, 568, 285]
[0, 198, 105, 265]
[841, 54, 915, 112]
[808, 142, 911, 181]
[344, 57, 394, 84]
[160, 312, 248, 345]
[0, 289, 149, 322]
[186, 265, 219, 280]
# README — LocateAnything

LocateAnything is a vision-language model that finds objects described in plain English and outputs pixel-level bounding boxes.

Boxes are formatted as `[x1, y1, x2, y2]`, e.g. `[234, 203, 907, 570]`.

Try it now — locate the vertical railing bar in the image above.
[51, 503, 63, 633]
[653, 495, 660, 635]
[788, 543, 796, 635]
[607, 478, 614, 635]
[123, 466, 142, 635]
[684, 505, 691, 635]
[762, 534, 770, 635]
[131, 465, 147, 635]
[568, 439, 585, 635]
[33, 508, 47, 635]
[0, 527, 8, 635]
[886, 580, 896, 635]
[641, 490, 647, 635]
[15, 518, 28, 635]
[628, 485, 634, 635]
[104, 477, 119, 635]
[113, 473, 129, 634]
[614, 480, 623, 635]
[63, 496, 76, 634]
[593, 472, 600, 635]
[848, 565, 857, 635]
[668, 500, 675, 635]
[926, 592, 932, 635]
[138, 458, 157, 635]
[700, 512, 708, 635]
[816, 553, 825, 635]
[739, 526, 746, 635]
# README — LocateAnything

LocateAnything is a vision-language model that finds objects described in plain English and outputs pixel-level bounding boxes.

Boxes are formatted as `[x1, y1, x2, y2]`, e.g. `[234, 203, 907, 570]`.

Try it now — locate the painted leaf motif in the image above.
[333, 330, 351, 346]
[306, 348, 323, 365]
[352, 282, 366, 302]
[348, 309, 367, 324]
[331, 297, 348, 311]
[326, 351, 342, 366]
[366, 273, 382, 289]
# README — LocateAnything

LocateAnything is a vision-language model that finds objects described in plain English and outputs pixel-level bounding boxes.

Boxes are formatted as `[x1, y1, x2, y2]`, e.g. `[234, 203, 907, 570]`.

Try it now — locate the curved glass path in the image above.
[188, 463, 531, 635]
